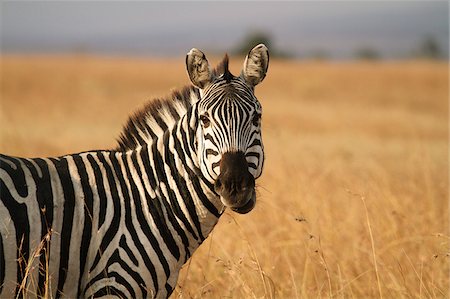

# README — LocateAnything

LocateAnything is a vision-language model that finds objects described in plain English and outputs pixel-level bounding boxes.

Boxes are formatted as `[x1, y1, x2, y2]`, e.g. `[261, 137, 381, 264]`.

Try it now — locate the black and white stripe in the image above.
[0, 44, 269, 298]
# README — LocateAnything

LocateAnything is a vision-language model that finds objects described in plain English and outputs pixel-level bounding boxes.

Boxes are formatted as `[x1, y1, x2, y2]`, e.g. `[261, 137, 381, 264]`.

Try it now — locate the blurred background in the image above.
[1, 1, 448, 60]
[1, 1, 449, 298]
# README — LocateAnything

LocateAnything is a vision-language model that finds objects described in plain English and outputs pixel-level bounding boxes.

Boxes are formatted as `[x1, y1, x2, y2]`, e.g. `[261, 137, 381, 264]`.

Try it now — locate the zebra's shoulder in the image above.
[116, 85, 200, 151]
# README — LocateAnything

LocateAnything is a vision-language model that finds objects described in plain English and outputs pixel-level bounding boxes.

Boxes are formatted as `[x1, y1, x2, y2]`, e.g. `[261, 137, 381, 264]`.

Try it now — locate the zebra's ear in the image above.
[186, 48, 213, 89]
[241, 44, 269, 87]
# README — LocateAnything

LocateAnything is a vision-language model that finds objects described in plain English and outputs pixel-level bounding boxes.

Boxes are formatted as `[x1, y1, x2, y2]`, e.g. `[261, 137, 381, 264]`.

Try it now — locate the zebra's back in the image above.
[1, 153, 81, 297]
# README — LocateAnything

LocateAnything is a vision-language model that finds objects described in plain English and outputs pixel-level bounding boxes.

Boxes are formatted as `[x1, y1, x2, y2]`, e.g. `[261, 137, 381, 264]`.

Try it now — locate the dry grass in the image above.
[1, 55, 448, 298]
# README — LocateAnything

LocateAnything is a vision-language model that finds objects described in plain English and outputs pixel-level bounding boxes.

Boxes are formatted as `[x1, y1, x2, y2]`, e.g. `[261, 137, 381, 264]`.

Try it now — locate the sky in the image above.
[1, 1, 448, 59]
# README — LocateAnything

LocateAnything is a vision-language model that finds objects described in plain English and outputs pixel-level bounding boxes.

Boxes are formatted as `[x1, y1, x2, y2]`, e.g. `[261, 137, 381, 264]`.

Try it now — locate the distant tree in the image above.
[306, 49, 330, 61]
[233, 32, 292, 58]
[234, 32, 273, 56]
[354, 47, 381, 60]
[416, 35, 442, 59]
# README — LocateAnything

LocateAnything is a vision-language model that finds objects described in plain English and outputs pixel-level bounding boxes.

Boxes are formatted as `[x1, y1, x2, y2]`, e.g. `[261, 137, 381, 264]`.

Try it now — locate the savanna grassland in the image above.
[1, 55, 448, 298]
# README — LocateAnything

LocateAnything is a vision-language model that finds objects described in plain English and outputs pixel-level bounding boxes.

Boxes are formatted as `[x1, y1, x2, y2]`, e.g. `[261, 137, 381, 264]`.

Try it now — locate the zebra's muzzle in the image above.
[214, 151, 256, 214]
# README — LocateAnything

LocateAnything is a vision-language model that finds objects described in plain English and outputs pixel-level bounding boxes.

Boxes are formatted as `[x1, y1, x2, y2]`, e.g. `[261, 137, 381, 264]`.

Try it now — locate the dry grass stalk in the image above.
[1, 56, 447, 298]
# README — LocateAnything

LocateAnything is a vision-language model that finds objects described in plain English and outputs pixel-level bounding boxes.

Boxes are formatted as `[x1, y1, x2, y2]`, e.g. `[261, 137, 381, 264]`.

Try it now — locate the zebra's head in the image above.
[186, 44, 269, 214]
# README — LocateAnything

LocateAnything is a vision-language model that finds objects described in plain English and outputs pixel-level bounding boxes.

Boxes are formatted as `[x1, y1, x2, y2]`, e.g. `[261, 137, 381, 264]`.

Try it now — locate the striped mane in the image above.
[116, 85, 199, 151]
[116, 55, 231, 151]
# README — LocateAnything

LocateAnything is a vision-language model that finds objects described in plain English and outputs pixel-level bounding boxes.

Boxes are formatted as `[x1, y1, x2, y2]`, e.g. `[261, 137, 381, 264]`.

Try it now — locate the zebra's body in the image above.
[0, 44, 269, 298]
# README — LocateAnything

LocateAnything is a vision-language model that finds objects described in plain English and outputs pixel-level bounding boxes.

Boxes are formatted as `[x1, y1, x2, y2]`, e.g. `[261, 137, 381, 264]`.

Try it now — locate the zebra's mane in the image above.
[116, 55, 231, 151]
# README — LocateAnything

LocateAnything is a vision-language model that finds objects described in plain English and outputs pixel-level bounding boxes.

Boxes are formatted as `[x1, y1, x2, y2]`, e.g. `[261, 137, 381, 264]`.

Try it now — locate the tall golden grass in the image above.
[1, 55, 448, 298]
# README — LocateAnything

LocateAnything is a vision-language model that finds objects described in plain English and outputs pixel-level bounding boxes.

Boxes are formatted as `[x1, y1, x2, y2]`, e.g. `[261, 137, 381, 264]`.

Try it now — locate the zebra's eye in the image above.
[252, 113, 261, 126]
[200, 114, 211, 128]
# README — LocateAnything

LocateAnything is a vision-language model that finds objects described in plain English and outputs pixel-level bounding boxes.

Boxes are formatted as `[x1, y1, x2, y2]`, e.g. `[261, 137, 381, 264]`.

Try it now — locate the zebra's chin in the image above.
[229, 189, 256, 214]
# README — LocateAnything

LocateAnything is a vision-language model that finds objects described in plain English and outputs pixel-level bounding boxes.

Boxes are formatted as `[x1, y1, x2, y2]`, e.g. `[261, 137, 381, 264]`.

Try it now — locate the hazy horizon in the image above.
[1, 1, 448, 59]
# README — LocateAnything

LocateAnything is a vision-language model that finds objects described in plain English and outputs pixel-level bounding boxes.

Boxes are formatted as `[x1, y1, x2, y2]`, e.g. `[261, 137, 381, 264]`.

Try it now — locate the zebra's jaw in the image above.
[217, 188, 256, 214]
[229, 190, 256, 214]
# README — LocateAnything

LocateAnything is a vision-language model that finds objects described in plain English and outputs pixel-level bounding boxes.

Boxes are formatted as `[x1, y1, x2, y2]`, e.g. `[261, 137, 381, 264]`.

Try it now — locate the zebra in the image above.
[0, 44, 269, 298]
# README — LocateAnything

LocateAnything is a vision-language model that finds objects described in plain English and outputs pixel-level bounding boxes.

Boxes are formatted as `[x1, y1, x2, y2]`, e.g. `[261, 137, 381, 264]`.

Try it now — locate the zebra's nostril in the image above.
[214, 178, 222, 191]
[241, 179, 248, 190]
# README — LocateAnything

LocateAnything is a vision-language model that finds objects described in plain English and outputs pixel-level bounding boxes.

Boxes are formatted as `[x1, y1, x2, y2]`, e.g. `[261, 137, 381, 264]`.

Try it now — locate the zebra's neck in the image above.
[77, 116, 224, 296]
[136, 110, 224, 261]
